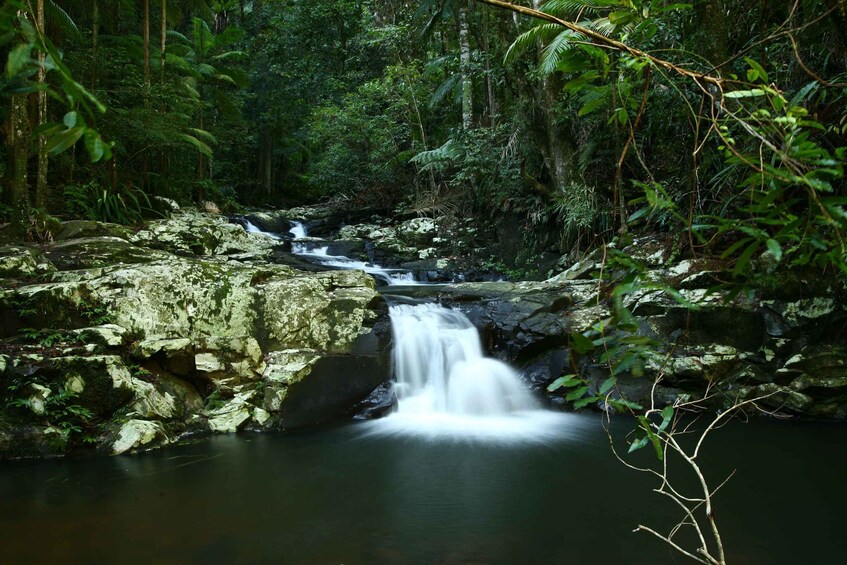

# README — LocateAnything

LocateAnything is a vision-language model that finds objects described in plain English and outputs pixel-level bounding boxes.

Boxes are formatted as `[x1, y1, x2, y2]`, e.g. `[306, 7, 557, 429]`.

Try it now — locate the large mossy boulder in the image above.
[0, 211, 392, 459]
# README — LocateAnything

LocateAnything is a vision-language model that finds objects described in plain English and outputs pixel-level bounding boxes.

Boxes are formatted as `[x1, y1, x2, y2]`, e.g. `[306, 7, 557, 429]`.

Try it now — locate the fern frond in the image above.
[539, 30, 584, 75]
[410, 140, 461, 172]
[582, 17, 618, 36]
[504, 23, 561, 65]
[429, 74, 461, 108]
[177, 133, 213, 157]
[187, 127, 217, 145]
[542, 0, 617, 18]
[46, 1, 80, 38]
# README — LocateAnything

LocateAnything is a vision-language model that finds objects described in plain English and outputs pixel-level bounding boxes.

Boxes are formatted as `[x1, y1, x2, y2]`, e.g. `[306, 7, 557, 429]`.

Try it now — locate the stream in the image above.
[0, 416, 844, 563]
[1, 218, 842, 563]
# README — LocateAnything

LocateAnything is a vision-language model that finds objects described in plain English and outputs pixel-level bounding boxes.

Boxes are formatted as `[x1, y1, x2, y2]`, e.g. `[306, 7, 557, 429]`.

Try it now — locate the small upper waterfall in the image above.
[289, 221, 307, 239]
[241, 217, 419, 285]
[245, 220, 282, 239]
[365, 303, 572, 442]
[301, 245, 417, 285]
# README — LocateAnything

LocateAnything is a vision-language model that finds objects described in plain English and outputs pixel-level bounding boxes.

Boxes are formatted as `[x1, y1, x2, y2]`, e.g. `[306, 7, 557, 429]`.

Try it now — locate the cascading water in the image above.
[244, 220, 282, 239]
[390, 304, 537, 414]
[365, 303, 573, 442]
[243, 218, 419, 285]
[291, 243, 416, 285]
[289, 221, 307, 239]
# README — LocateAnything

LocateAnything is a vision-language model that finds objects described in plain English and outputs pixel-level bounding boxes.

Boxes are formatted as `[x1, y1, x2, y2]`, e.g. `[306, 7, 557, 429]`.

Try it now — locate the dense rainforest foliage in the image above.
[1, 0, 846, 276]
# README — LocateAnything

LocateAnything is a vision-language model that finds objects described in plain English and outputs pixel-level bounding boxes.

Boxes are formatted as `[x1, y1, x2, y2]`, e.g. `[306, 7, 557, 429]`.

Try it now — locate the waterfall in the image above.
[390, 304, 537, 415]
[289, 221, 307, 239]
[241, 218, 418, 285]
[364, 303, 571, 442]
[290, 240, 418, 286]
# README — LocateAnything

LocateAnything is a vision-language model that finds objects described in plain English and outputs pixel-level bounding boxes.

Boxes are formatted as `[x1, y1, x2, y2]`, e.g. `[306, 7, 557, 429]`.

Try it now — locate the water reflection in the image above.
[0, 417, 844, 564]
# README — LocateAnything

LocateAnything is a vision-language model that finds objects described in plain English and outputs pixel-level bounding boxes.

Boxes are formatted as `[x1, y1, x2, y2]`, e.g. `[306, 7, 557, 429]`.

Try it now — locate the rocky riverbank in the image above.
[1, 206, 390, 458]
[2, 204, 845, 459]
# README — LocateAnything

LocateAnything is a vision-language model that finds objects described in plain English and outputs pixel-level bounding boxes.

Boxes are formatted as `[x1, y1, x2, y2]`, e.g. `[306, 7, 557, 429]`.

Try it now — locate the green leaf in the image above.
[570, 332, 596, 355]
[46, 127, 85, 154]
[658, 406, 674, 433]
[566, 386, 589, 401]
[744, 57, 768, 83]
[766, 239, 783, 263]
[83, 130, 107, 162]
[599, 376, 616, 395]
[63, 111, 78, 129]
[6, 43, 33, 78]
[628, 436, 649, 453]
[573, 396, 599, 409]
[725, 88, 766, 99]
[608, 11, 634, 26]
[547, 375, 572, 392]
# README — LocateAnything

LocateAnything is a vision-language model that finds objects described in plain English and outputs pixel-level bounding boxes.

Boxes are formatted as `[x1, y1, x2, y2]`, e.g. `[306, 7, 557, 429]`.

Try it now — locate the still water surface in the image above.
[1, 414, 844, 564]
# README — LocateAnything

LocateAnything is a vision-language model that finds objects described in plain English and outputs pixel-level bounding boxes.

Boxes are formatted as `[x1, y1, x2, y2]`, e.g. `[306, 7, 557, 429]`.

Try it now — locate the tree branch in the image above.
[471, 0, 724, 87]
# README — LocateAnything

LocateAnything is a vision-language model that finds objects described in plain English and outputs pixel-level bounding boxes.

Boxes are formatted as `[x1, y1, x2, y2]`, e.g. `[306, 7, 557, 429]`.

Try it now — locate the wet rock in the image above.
[51, 356, 135, 416]
[45, 237, 165, 270]
[25, 384, 52, 415]
[54, 220, 132, 242]
[0, 245, 47, 278]
[152, 196, 180, 214]
[349, 381, 396, 419]
[397, 217, 438, 247]
[110, 419, 168, 454]
[207, 390, 255, 433]
[73, 324, 127, 347]
[130, 211, 277, 257]
[260, 339, 390, 429]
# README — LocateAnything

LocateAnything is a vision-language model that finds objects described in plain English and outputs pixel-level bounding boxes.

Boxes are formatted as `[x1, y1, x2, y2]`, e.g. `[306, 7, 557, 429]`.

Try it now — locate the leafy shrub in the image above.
[63, 182, 151, 224]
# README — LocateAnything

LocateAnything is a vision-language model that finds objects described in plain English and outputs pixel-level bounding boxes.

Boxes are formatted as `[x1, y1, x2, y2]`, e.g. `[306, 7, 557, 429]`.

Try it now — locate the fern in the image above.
[410, 140, 461, 172]
[504, 23, 562, 65]
[540, 30, 583, 75]
[429, 74, 461, 108]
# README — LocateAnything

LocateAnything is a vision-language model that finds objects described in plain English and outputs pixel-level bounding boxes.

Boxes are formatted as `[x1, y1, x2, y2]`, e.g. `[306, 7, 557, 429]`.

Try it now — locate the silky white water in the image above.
[241, 218, 419, 284]
[289, 221, 307, 239]
[245, 220, 282, 239]
[292, 242, 419, 285]
[365, 303, 572, 442]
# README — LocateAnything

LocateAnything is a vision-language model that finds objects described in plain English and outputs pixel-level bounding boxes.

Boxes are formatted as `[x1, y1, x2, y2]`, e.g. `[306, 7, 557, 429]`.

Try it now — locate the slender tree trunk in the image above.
[531, 0, 573, 192]
[5, 94, 30, 211]
[160, 0, 167, 80]
[143, 0, 151, 88]
[35, 0, 48, 208]
[459, 1, 473, 130]
[483, 6, 497, 125]
[91, 0, 99, 87]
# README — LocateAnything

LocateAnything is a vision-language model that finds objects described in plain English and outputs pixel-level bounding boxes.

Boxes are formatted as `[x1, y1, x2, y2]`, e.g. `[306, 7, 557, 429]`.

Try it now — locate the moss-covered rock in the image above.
[109, 419, 168, 454]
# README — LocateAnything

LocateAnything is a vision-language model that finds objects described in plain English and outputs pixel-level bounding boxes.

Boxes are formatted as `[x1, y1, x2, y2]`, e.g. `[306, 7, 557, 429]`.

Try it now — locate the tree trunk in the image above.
[91, 0, 99, 87]
[4, 94, 30, 211]
[483, 6, 497, 125]
[695, 0, 727, 66]
[459, 2, 473, 130]
[531, 0, 573, 192]
[160, 0, 167, 80]
[35, 0, 48, 208]
[143, 0, 151, 88]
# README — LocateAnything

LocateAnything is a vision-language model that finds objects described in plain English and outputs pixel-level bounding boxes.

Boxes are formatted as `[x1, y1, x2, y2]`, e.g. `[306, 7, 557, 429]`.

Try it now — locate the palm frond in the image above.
[410, 139, 461, 172]
[46, 0, 80, 38]
[542, 0, 617, 18]
[429, 73, 460, 108]
[539, 29, 583, 75]
[504, 23, 561, 65]
[177, 133, 213, 156]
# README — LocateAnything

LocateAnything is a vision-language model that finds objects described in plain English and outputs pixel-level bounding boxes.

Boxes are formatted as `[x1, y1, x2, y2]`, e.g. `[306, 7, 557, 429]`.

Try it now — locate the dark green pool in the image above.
[1, 414, 844, 564]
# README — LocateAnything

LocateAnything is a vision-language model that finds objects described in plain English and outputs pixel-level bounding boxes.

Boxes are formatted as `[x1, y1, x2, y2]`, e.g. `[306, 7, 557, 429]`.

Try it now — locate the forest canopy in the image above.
[1, 0, 845, 276]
